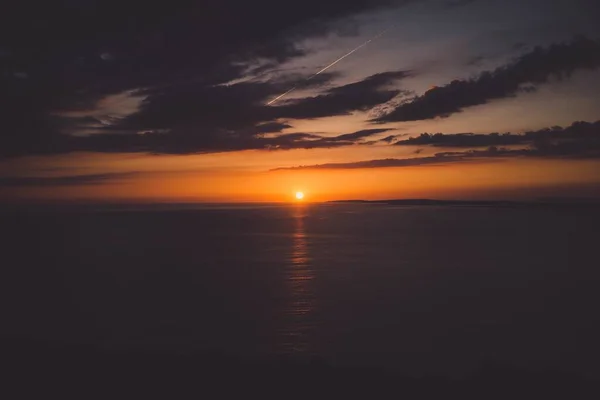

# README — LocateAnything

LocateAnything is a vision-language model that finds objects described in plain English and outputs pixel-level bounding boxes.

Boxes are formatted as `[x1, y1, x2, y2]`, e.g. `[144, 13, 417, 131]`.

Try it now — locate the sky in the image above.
[1, 0, 600, 202]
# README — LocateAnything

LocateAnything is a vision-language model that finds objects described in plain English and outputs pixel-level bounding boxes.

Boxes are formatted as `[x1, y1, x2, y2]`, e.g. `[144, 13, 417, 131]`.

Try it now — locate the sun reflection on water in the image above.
[277, 204, 316, 355]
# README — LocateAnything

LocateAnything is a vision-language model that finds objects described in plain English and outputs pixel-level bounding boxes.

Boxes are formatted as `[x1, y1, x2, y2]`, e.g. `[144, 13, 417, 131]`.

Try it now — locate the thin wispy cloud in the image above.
[0, 172, 140, 187]
[272, 120, 600, 170]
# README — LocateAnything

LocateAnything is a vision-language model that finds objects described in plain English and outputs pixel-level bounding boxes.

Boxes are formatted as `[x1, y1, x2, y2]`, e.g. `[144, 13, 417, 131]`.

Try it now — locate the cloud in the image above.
[249, 128, 393, 150]
[1, 0, 407, 157]
[379, 134, 407, 143]
[0, 173, 140, 187]
[331, 128, 393, 141]
[117, 70, 405, 138]
[270, 71, 412, 119]
[5, 5, 597, 160]
[0, 70, 405, 156]
[374, 37, 600, 123]
[396, 120, 600, 151]
[254, 122, 293, 134]
[395, 132, 529, 147]
[23, 128, 392, 155]
[271, 147, 526, 171]
[118, 70, 342, 136]
[271, 120, 600, 170]
[271, 154, 469, 170]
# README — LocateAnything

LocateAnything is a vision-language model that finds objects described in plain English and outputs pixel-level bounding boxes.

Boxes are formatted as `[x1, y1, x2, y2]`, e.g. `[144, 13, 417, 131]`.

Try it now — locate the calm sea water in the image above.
[2, 203, 599, 376]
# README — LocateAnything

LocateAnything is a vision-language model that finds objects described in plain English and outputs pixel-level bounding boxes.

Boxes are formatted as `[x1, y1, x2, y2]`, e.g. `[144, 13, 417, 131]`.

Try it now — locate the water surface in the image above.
[2, 203, 599, 376]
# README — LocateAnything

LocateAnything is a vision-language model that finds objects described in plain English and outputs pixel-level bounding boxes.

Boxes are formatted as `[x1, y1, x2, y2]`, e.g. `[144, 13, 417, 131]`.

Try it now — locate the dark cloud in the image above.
[271, 71, 411, 119]
[0, 172, 139, 187]
[120, 70, 405, 139]
[395, 132, 529, 147]
[271, 120, 600, 170]
[16, 128, 392, 155]
[375, 36, 600, 123]
[120, 81, 279, 135]
[0, 69, 406, 156]
[380, 135, 398, 143]
[117, 70, 341, 137]
[271, 154, 469, 170]
[1, 0, 408, 157]
[259, 128, 392, 150]
[261, 130, 377, 150]
[396, 120, 600, 151]
[379, 134, 407, 143]
[254, 122, 293, 134]
[271, 147, 522, 170]
[524, 121, 600, 158]
[332, 128, 393, 141]
[200, 128, 393, 151]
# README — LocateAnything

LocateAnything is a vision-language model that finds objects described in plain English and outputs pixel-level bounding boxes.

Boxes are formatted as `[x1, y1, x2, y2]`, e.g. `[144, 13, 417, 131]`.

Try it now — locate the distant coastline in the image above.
[328, 198, 600, 207]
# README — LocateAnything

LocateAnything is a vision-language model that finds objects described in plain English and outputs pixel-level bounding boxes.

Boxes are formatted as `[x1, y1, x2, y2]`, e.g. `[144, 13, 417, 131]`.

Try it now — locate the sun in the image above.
[295, 191, 304, 200]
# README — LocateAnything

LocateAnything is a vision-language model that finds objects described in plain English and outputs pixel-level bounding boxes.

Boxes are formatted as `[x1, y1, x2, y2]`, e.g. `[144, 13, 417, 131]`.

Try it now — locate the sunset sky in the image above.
[1, 0, 599, 202]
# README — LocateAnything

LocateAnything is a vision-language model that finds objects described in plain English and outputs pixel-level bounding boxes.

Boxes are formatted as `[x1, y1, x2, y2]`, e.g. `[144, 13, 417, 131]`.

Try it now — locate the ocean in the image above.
[2, 202, 599, 378]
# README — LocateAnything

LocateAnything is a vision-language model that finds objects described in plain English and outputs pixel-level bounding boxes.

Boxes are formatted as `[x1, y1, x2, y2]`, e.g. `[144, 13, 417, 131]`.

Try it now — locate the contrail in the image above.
[267, 28, 390, 106]
[266, 86, 299, 105]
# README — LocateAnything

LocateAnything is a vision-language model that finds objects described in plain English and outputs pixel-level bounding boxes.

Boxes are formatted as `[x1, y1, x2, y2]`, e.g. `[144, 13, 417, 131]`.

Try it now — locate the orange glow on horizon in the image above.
[1, 155, 600, 203]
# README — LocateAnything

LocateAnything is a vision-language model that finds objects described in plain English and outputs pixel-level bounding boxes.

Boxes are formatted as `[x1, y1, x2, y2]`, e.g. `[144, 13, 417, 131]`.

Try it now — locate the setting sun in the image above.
[295, 191, 304, 200]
